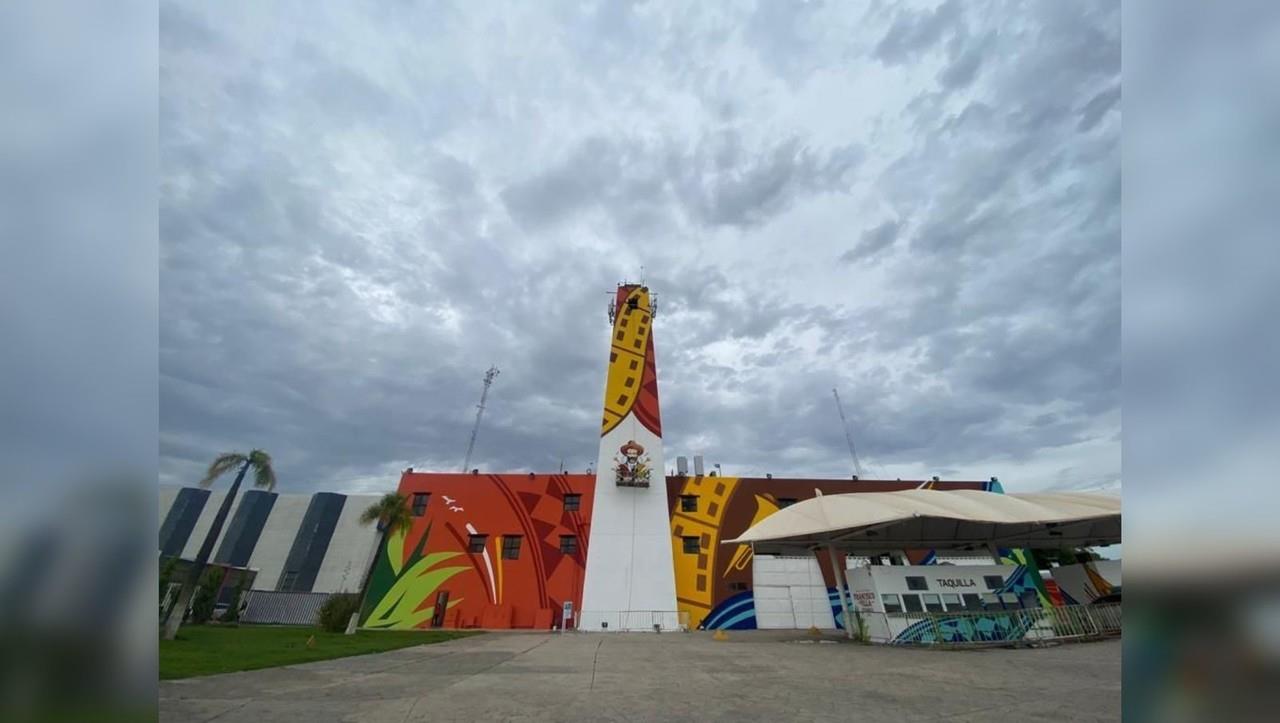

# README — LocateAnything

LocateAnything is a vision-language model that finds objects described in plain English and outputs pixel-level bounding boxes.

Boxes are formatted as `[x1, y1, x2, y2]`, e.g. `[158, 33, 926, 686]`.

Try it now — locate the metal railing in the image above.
[864, 603, 1121, 646]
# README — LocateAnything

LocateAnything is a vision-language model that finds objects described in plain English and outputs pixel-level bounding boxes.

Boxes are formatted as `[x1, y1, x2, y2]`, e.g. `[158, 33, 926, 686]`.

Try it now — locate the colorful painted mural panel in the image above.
[360, 472, 595, 630]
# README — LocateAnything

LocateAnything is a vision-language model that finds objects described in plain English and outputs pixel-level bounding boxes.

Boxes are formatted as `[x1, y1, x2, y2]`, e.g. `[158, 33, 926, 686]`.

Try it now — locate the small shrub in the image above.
[189, 567, 226, 625]
[318, 593, 361, 633]
[222, 577, 247, 623]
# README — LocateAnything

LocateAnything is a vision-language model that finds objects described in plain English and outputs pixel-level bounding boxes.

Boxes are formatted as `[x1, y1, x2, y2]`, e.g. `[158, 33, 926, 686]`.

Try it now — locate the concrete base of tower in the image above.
[576, 610, 683, 632]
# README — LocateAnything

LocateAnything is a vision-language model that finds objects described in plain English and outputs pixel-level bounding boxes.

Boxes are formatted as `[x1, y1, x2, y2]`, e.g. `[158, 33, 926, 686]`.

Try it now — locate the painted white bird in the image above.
[448, 505, 464, 512]
[443, 495, 457, 505]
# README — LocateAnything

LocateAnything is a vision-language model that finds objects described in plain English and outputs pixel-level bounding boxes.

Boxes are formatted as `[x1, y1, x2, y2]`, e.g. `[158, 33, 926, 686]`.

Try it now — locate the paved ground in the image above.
[160, 630, 1120, 722]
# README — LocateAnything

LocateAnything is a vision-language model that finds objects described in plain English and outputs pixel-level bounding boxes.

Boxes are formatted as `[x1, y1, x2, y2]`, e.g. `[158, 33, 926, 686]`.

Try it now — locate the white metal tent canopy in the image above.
[722, 489, 1121, 555]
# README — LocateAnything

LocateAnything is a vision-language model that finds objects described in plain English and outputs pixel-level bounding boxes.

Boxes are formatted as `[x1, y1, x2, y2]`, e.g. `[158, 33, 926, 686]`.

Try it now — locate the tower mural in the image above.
[578, 284, 681, 630]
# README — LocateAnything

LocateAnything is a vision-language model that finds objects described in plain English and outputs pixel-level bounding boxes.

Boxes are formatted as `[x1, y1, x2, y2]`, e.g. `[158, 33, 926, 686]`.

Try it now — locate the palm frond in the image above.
[199, 453, 247, 487]
[249, 449, 276, 490]
[360, 493, 411, 532]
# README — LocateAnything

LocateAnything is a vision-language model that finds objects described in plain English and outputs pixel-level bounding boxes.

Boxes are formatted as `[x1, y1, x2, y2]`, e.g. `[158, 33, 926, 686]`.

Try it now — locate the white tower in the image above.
[579, 284, 680, 631]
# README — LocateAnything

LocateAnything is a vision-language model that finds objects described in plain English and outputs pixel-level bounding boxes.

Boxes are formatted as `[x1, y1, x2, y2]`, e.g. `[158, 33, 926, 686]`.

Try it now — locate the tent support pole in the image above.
[826, 544, 855, 640]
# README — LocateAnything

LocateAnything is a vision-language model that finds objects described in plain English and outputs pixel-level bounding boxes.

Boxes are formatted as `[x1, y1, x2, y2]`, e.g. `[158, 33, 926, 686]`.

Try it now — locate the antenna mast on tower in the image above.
[832, 388, 866, 478]
[461, 366, 499, 473]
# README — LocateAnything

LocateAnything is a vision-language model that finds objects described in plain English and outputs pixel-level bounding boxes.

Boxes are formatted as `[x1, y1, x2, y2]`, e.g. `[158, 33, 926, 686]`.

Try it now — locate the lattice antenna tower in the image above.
[832, 388, 866, 478]
[461, 366, 499, 473]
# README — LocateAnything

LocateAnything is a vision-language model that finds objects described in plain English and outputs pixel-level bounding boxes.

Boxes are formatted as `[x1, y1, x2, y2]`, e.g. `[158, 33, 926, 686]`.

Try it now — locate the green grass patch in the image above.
[160, 625, 477, 680]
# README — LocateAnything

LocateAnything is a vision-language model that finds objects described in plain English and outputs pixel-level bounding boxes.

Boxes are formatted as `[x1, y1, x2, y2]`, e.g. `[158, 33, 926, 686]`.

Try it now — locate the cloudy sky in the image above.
[159, 0, 1119, 496]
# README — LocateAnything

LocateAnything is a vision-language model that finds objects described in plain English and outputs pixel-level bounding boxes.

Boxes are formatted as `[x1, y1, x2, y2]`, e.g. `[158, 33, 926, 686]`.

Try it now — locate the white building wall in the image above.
[579, 419, 679, 631]
[752, 555, 836, 630]
[245, 494, 309, 591]
[312, 494, 381, 594]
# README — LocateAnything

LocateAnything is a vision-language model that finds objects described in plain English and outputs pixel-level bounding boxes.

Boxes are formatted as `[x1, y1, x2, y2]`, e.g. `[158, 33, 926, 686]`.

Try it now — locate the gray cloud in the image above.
[159, 0, 1120, 494]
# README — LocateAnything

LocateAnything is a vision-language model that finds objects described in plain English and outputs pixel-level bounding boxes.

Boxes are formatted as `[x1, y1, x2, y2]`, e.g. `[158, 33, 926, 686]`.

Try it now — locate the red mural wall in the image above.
[391, 472, 596, 630]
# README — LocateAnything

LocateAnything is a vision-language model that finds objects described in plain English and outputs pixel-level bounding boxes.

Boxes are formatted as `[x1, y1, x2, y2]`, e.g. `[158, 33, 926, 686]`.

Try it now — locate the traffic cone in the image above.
[712, 629, 728, 641]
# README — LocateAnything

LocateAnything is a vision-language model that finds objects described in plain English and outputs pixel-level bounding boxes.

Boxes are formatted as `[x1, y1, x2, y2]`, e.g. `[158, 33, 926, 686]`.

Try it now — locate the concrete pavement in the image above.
[160, 630, 1120, 722]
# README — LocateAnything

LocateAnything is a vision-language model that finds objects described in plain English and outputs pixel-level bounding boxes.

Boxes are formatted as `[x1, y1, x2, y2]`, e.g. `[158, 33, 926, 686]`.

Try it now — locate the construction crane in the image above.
[832, 388, 866, 478]
[461, 366, 499, 473]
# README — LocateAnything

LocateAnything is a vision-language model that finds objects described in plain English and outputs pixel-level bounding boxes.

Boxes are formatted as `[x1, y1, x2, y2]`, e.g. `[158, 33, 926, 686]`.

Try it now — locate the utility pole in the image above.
[832, 388, 865, 478]
[461, 366, 499, 473]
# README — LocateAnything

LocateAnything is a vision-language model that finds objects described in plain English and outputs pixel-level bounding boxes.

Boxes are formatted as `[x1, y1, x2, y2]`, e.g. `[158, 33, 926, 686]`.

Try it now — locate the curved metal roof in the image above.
[722, 489, 1120, 553]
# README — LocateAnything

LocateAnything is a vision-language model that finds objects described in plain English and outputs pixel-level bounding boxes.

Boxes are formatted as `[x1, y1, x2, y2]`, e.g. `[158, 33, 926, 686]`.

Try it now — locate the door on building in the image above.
[752, 555, 837, 630]
[431, 590, 449, 628]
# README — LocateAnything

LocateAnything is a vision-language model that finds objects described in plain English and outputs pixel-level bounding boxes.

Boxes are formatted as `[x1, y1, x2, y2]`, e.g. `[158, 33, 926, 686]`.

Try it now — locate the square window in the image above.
[615, 330, 625, 341]
[777, 497, 797, 508]
[610, 352, 617, 362]
[981, 593, 1001, 609]
[468, 534, 488, 553]
[905, 576, 928, 591]
[411, 492, 429, 517]
[619, 318, 628, 328]
[632, 338, 643, 349]
[922, 594, 943, 613]
[983, 575, 1004, 590]
[616, 393, 628, 405]
[941, 594, 963, 611]
[963, 593, 983, 611]
[682, 536, 700, 554]
[881, 594, 903, 613]
[502, 536, 522, 560]
[628, 359, 639, 370]
[563, 494, 581, 512]
[728, 581, 749, 592]
[559, 535, 578, 554]
[901, 594, 923, 613]
[680, 495, 698, 512]
[624, 377, 635, 388]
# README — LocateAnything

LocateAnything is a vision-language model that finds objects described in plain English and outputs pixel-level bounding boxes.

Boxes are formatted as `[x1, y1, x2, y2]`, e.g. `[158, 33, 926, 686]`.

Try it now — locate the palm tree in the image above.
[161, 450, 276, 640]
[346, 492, 414, 634]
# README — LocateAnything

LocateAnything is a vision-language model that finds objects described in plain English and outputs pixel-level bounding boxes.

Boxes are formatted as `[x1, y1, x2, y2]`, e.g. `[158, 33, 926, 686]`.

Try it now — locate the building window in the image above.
[629, 359, 639, 370]
[411, 493, 429, 516]
[881, 594, 903, 613]
[680, 495, 698, 512]
[624, 377, 635, 388]
[502, 535, 522, 560]
[728, 581, 749, 592]
[632, 337, 643, 349]
[941, 593, 963, 611]
[981, 593, 1001, 609]
[983, 575, 1004, 590]
[905, 576, 928, 591]
[962, 594, 983, 611]
[777, 497, 797, 508]
[682, 536, 700, 554]
[559, 535, 578, 554]
[563, 494, 581, 512]
[615, 330, 625, 341]
[610, 352, 617, 362]
[468, 534, 488, 553]
[616, 393, 628, 405]
[901, 594, 923, 613]
[922, 594, 943, 613]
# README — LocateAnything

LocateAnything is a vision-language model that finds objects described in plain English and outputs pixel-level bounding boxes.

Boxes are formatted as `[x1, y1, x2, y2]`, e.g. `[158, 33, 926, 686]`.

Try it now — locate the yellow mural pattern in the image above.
[668, 475, 739, 629]
[601, 287, 653, 436]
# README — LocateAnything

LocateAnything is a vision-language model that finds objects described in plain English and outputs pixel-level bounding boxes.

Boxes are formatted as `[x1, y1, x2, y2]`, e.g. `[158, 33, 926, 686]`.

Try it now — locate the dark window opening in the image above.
[905, 576, 928, 590]
[563, 494, 581, 512]
[728, 581, 749, 592]
[468, 534, 488, 553]
[983, 575, 1004, 590]
[901, 594, 923, 613]
[941, 594, 963, 611]
[682, 536, 700, 554]
[628, 359, 639, 370]
[680, 495, 698, 512]
[411, 493, 429, 516]
[922, 594, 943, 613]
[777, 497, 797, 508]
[962, 593, 984, 611]
[632, 338, 643, 349]
[559, 535, 578, 554]
[502, 535, 522, 560]
[615, 330, 625, 341]
[881, 594, 903, 613]
[619, 318, 628, 327]
[616, 393, 628, 405]
[624, 377, 635, 388]
[610, 352, 617, 362]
